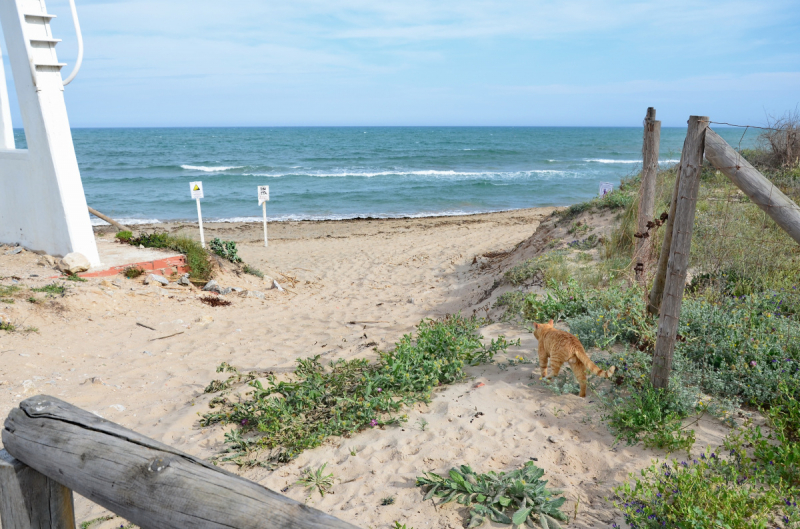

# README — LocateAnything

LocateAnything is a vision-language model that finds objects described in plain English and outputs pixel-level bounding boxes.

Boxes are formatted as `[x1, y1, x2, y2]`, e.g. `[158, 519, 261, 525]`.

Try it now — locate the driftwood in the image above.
[3, 395, 360, 529]
[704, 128, 800, 245]
[87, 207, 129, 233]
[650, 116, 708, 389]
[0, 449, 75, 529]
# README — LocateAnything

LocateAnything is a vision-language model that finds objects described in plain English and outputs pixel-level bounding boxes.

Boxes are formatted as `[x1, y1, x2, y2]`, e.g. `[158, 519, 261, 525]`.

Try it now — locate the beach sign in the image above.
[258, 185, 270, 205]
[599, 182, 613, 197]
[259, 186, 270, 247]
[190, 181, 204, 199]
[190, 181, 205, 248]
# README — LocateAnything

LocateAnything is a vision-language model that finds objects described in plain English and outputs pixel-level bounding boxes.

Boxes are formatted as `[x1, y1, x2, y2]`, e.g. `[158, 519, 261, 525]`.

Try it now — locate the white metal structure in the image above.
[0, 0, 99, 264]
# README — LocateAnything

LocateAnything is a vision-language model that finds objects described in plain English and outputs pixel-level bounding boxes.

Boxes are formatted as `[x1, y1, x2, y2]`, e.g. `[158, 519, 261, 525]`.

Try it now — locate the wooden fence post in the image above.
[635, 107, 661, 273]
[647, 151, 682, 315]
[0, 449, 76, 529]
[650, 116, 708, 390]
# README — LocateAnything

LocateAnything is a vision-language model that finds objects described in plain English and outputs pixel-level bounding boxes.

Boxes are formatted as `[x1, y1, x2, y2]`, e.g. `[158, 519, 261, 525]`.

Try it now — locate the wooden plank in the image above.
[705, 127, 800, 245]
[635, 107, 661, 270]
[2, 396, 360, 529]
[0, 449, 75, 529]
[650, 116, 708, 389]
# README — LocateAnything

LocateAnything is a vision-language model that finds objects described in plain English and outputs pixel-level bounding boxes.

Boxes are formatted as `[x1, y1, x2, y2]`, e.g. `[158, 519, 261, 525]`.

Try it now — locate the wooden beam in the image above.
[636, 107, 662, 283]
[650, 116, 708, 390]
[2, 396, 360, 529]
[87, 207, 129, 233]
[704, 127, 800, 245]
[0, 449, 75, 529]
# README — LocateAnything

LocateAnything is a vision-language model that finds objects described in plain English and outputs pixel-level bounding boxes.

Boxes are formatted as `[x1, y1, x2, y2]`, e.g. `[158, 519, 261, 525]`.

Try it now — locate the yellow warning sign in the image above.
[190, 181, 204, 199]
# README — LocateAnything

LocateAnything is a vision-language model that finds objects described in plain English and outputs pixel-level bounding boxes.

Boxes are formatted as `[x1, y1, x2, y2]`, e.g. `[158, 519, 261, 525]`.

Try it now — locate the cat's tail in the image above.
[576, 349, 616, 378]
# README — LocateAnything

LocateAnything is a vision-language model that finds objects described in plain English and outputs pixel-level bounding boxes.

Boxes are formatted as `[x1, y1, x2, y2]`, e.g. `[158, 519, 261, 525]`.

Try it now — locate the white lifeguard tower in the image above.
[0, 0, 100, 265]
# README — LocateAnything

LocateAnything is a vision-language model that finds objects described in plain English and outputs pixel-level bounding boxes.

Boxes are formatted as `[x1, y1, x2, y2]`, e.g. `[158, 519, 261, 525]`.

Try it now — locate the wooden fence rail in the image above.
[1, 395, 360, 529]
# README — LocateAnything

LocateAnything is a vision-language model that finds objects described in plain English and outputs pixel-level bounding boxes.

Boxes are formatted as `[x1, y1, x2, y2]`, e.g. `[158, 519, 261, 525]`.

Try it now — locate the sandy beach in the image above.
[0, 208, 733, 528]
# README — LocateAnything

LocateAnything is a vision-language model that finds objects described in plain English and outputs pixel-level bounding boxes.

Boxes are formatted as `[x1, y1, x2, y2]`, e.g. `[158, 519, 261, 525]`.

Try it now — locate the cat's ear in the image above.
[548, 319, 554, 325]
[533, 322, 539, 329]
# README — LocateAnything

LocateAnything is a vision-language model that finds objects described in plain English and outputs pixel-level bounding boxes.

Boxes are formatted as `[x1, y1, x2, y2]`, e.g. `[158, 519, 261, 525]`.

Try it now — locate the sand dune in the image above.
[0, 208, 732, 528]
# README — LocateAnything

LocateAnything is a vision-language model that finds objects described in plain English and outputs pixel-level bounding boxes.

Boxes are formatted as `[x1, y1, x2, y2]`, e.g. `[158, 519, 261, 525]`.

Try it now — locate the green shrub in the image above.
[124, 266, 144, 279]
[416, 462, 568, 528]
[209, 238, 242, 263]
[201, 315, 514, 465]
[129, 231, 171, 248]
[114, 230, 133, 242]
[604, 382, 696, 451]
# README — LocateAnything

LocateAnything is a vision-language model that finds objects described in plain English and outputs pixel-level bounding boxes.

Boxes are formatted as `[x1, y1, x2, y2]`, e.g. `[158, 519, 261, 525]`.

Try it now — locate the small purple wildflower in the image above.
[370, 419, 378, 427]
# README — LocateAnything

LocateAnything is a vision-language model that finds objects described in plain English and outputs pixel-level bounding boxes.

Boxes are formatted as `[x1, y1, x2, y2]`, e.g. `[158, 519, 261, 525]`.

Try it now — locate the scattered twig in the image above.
[348, 320, 388, 324]
[149, 332, 184, 342]
[136, 322, 156, 331]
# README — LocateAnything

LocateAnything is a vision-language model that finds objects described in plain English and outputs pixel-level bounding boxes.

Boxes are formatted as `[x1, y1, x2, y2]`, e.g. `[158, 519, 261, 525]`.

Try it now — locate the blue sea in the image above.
[14, 127, 755, 224]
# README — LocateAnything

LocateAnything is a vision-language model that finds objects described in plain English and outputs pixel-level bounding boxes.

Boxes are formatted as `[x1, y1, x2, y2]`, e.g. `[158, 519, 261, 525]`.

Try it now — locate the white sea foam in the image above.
[243, 169, 574, 179]
[210, 209, 510, 223]
[584, 159, 680, 164]
[181, 165, 244, 172]
[90, 218, 160, 226]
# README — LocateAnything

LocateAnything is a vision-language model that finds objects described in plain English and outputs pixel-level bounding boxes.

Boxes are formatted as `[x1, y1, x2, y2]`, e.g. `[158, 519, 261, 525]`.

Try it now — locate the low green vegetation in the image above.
[210, 238, 243, 263]
[65, 274, 87, 282]
[0, 320, 15, 332]
[124, 266, 144, 279]
[114, 230, 133, 242]
[416, 462, 568, 528]
[201, 315, 515, 465]
[30, 283, 67, 296]
[127, 231, 213, 281]
[243, 264, 264, 278]
[296, 463, 334, 497]
[615, 385, 800, 527]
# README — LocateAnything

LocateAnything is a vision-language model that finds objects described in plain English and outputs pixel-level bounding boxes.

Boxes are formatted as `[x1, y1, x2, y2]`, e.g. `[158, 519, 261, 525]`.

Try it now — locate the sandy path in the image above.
[0, 208, 731, 528]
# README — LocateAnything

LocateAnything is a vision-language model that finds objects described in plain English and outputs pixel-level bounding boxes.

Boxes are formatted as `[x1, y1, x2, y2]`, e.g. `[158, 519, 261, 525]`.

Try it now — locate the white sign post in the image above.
[599, 182, 614, 197]
[190, 181, 205, 248]
[258, 186, 270, 247]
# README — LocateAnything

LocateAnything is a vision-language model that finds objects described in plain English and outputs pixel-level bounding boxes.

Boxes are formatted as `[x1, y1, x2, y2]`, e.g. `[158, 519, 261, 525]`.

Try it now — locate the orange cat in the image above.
[532, 320, 615, 398]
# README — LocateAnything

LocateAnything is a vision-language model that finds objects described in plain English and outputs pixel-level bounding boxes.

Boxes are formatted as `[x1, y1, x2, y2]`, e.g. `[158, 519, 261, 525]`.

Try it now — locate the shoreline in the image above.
[90, 206, 564, 231]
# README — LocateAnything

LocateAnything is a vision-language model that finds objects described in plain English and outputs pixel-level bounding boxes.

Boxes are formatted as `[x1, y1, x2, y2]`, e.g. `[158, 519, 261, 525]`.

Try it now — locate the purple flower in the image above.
[370, 419, 378, 427]
[750, 361, 757, 367]
[376, 388, 382, 393]
[241, 419, 248, 425]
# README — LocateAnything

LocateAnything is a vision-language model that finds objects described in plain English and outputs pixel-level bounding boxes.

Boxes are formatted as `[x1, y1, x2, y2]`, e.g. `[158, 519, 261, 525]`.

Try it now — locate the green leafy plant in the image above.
[65, 274, 87, 282]
[415, 418, 429, 431]
[393, 522, 414, 529]
[416, 462, 568, 528]
[494, 291, 526, 322]
[381, 496, 396, 505]
[201, 315, 513, 465]
[296, 463, 334, 497]
[0, 320, 15, 332]
[210, 238, 243, 263]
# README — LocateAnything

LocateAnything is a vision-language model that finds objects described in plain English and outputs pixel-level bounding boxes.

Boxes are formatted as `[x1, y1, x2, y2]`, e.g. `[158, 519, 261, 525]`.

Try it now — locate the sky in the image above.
[1, 0, 799, 127]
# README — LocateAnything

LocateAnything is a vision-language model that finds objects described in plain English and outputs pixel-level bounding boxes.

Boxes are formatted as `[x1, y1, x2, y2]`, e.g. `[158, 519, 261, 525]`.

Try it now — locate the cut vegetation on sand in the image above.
[1, 121, 800, 529]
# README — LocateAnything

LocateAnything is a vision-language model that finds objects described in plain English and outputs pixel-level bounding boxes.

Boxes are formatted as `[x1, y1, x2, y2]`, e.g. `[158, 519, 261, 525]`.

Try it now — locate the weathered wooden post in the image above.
[647, 151, 683, 315]
[650, 116, 708, 389]
[0, 449, 76, 529]
[636, 107, 661, 259]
